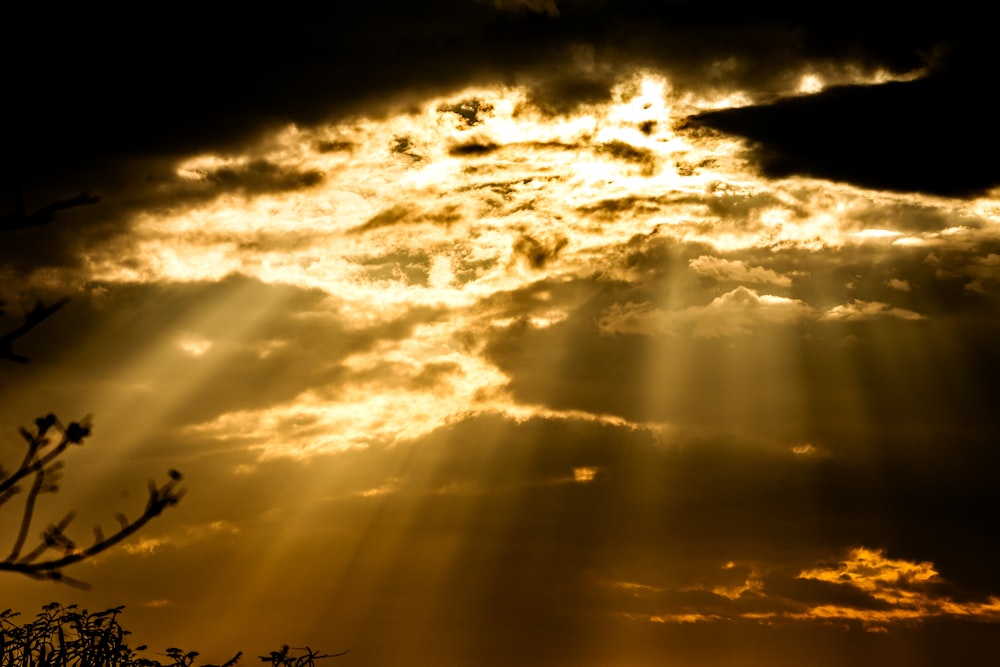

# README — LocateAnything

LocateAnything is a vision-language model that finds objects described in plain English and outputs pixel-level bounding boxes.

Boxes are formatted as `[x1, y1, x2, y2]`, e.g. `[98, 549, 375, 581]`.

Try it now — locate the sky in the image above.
[2, 2, 999, 665]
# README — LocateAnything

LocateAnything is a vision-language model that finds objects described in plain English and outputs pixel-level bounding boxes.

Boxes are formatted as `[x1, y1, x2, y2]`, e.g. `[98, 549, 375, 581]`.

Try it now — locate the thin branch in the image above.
[5, 462, 47, 562]
[0, 416, 76, 503]
[1, 415, 184, 587]
[0, 476, 183, 586]
[0, 297, 71, 364]
[16, 511, 76, 565]
[0, 189, 100, 231]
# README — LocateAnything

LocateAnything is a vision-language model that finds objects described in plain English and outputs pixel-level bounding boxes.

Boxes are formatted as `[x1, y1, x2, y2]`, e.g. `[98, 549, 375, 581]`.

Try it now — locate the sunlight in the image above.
[7, 7, 1000, 666]
[55, 74, 994, 542]
[797, 73, 825, 94]
[177, 336, 213, 357]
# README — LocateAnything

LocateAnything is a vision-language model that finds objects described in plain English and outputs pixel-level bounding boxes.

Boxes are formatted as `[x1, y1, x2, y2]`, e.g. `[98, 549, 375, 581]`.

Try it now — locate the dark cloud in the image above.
[512, 232, 569, 268]
[313, 140, 355, 153]
[6, 0, 983, 198]
[576, 194, 669, 219]
[685, 71, 1000, 197]
[197, 159, 324, 194]
[350, 203, 462, 234]
[449, 140, 502, 156]
[391, 137, 424, 161]
[525, 73, 617, 115]
[488, 0, 560, 16]
[354, 248, 435, 286]
[596, 140, 656, 175]
[521, 140, 579, 152]
[438, 98, 495, 127]
[352, 204, 413, 233]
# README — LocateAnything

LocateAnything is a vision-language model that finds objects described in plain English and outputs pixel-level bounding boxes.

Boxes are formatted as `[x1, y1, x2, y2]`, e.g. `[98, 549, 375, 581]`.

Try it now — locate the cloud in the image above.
[687, 72, 1000, 197]
[595, 301, 667, 336]
[123, 521, 240, 556]
[181, 159, 324, 195]
[596, 140, 656, 175]
[9, 0, 972, 210]
[962, 252, 1000, 294]
[512, 232, 569, 269]
[351, 204, 414, 233]
[439, 98, 496, 127]
[349, 204, 463, 234]
[5, 17, 1000, 664]
[576, 195, 667, 219]
[449, 140, 502, 156]
[609, 547, 1000, 632]
[789, 548, 1000, 628]
[489, 0, 560, 16]
[820, 299, 925, 321]
[886, 277, 911, 291]
[689, 255, 793, 286]
[598, 287, 813, 338]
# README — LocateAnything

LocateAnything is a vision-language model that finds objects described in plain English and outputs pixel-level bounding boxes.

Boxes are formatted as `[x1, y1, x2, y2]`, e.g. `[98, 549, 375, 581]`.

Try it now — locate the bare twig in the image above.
[0, 297, 71, 363]
[0, 414, 185, 588]
[1, 189, 100, 231]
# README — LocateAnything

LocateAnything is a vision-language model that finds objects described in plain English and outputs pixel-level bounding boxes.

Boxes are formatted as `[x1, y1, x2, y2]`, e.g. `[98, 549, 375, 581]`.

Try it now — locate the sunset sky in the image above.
[2, 3, 999, 666]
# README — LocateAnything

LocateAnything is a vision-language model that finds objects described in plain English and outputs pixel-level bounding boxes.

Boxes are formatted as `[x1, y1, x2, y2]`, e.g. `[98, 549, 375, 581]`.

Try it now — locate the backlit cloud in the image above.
[5, 14, 1000, 664]
[598, 287, 813, 338]
[688, 255, 794, 286]
[820, 300, 926, 322]
[613, 548, 1000, 631]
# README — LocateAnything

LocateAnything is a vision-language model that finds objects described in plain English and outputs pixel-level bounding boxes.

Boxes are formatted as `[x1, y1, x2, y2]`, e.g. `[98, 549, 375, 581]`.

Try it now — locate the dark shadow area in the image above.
[684, 35, 1000, 198]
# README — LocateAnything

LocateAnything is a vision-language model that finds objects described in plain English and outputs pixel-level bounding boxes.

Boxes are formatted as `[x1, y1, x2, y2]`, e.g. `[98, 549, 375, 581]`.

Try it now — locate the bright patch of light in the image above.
[143, 599, 173, 608]
[797, 74, 824, 94]
[798, 547, 938, 594]
[178, 337, 212, 357]
[60, 71, 998, 462]
[359, 478, 403, 498]
[122, 521, 239, 556]
[712, 569, 763, 600]
[176, 154, 249, 180]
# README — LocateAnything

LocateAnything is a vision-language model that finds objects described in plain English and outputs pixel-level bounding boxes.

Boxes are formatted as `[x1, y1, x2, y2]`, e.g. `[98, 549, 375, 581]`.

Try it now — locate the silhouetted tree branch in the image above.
[0, 414, 185, 588]
[1, 183, 98, 362]
[1, 188, 100, 231]
[0, 297, 71, 363]
[1, 191, 346, 662]
[260, 645, 350, 667]
[1, 201, 186, 587]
